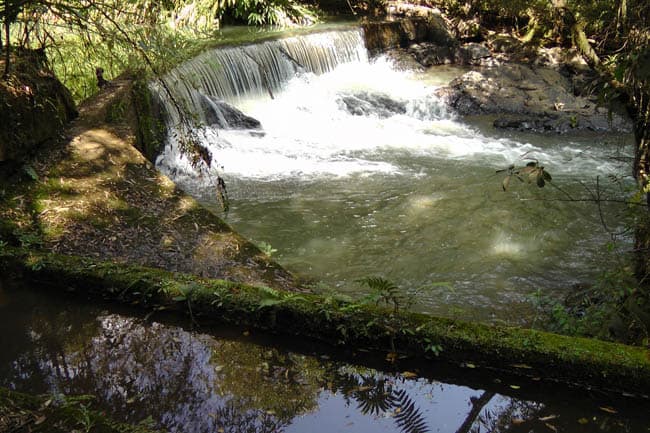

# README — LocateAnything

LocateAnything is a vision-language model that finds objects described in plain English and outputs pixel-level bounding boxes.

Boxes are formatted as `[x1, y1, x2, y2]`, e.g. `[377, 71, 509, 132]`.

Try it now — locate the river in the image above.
[153, 27, 635, 324]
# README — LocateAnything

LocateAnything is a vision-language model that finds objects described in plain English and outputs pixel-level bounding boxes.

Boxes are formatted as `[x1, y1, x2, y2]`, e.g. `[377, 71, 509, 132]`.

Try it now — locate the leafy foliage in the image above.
[356, 276, 403, 314]
[257, 285, 306, 308]
[331, 372, 430, 433]
[530, 265, 646, 343]
[2, 0, 317, 98]
[257, 241, 277, 257]
[214, 0, 317, 26]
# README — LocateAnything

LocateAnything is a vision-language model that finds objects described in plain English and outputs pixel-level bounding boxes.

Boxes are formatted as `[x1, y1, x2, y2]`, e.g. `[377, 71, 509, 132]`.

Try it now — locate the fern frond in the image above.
[391, 389, 430, 433]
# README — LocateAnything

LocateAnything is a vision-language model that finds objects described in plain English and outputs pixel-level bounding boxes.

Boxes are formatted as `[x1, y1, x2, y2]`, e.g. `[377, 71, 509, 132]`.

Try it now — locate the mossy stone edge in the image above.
[3, 247, 650, 397]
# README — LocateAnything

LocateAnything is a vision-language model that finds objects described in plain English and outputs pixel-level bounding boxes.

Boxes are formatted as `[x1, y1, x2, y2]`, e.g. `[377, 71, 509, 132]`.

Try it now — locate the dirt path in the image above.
[1, 79, 304, 292]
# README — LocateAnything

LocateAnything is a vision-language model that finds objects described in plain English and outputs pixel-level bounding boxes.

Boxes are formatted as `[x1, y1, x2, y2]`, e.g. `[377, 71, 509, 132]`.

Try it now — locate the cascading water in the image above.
[153, 28, 633, 323]
[152, 29, 368, 126]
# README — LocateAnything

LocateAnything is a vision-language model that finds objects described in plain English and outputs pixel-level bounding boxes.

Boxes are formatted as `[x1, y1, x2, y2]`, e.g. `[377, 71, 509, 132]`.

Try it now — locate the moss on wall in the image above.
[3, 247, 650, 397]
[130, 77, 167, 163]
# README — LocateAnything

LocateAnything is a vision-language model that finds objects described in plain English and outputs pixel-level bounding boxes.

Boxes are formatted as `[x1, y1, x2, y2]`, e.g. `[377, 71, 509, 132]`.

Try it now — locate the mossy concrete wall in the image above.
[3, 248, 650, 397]
[130, 78, 167, 163]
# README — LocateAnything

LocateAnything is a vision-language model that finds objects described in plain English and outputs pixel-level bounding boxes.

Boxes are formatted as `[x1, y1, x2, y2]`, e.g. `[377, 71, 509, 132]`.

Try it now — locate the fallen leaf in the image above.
[464, 362, 476, 369]
[356, 386, 374, 392]
[539, 415, 559, 422]
[511, 363, 533, 369]
[599, 406, 617, 414]
[545, 422, 558, 432]
[401, 371, 418, 379]
[578, 418, 589, 425]
[509, 384, 521, 390]
[511, 418, 525, 425]
[34, 415, 47, 425]
[386, 352, 398, 363]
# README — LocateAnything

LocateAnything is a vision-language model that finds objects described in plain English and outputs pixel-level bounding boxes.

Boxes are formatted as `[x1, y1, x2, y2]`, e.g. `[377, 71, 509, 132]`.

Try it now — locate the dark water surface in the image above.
[1, 281, 648, 433]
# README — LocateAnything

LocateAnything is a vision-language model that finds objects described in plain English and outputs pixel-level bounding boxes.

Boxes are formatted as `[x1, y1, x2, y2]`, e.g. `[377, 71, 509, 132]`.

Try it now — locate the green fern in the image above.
[257, 286, 306, 309]
[356, 276, 402, 314]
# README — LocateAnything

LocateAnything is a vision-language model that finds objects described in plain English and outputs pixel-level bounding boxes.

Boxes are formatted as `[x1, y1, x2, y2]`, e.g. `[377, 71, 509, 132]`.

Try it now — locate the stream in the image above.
[154, 28, 635, 324]
[1, 281, 649, 433]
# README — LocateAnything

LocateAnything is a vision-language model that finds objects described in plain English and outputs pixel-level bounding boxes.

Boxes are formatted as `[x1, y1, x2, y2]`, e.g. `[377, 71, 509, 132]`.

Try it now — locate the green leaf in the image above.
[23, 165, 38, 180]
[259, 298, 284, 308]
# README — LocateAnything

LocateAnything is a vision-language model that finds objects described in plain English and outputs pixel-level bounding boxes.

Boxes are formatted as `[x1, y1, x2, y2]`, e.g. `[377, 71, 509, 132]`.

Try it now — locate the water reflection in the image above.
[0, 287, 648, 433]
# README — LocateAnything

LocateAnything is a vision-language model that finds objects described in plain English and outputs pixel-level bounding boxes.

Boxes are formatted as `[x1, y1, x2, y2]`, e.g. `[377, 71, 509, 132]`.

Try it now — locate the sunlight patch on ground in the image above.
[491, 232, 525, 257]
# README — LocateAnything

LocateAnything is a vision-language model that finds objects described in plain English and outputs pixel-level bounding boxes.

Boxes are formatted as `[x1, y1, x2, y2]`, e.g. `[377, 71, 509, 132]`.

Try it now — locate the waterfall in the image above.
[152, 29, 369, 126]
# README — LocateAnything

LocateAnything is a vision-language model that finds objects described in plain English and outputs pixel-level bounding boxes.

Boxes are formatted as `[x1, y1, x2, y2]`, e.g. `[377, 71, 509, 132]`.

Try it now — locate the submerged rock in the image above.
[337, 91, 407, 118]
[200, 95, 261, 129]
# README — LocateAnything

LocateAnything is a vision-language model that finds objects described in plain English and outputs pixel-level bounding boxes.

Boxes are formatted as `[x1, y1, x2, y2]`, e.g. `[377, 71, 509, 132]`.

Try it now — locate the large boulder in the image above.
[362, 14, 456, 55]
[407, 41, 495, 66]
[436, 64, 632, 133]
[200, 95, 261, 129]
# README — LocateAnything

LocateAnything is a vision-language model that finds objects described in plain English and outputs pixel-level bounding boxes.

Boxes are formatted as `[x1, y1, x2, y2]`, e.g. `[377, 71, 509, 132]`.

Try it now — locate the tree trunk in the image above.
[455, 391, 495, 433]
[634, 114, 650, 282]
[570, 18, 600, 67]
[3, 18, 9, 78]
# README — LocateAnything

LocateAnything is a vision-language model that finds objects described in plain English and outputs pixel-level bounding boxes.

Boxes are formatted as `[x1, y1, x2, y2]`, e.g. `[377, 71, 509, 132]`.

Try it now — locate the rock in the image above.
[363, 21, 406, 54]
[436, 63, 633, 133]
[456, 42, 496, 66]
[406, 41, 495, 67]
[383, 48, 426, 71]
[200, 95, 261, 129]
[408, 42, 457, 66]
[337, 91, 407, 118]
[362, 14, 456, 55]
[487, 34, 527, 56]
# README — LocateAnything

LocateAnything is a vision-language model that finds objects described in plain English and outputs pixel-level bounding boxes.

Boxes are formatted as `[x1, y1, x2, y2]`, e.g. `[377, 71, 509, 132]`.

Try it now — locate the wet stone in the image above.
[200, 95, 262, 129]
[337, 91, 407, 118]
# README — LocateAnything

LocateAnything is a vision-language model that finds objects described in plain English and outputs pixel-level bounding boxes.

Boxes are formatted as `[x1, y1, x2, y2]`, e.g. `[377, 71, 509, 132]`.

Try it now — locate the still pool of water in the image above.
[1, 282, 649, 433]
[158, 53, 635, 323]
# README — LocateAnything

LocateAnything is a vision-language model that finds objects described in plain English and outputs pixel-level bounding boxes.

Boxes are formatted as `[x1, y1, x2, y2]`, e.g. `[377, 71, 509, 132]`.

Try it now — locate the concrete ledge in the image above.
[3, 247, 650, 397]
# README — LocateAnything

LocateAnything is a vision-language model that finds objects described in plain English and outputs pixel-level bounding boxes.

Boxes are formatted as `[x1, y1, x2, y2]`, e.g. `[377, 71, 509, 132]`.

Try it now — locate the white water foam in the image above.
[156, 50, 626, 185]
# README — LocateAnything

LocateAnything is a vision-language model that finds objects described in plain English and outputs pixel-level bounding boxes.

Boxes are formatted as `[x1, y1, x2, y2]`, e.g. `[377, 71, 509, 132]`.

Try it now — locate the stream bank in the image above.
[1, 12, 648, 405]
[3, 247, 650, 397]
[0, 75, 302, 292]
